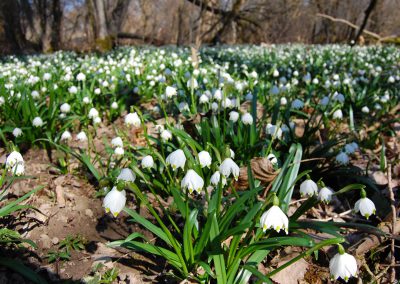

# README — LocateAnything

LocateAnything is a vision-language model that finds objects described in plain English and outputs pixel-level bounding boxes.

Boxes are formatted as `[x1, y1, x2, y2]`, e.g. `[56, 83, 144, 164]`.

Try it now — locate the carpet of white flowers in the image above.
[1, 45, 399, 283]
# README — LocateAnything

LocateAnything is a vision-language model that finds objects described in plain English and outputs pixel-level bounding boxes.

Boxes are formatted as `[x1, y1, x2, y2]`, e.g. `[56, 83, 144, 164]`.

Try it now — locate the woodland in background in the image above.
[0, 0, 400, 54]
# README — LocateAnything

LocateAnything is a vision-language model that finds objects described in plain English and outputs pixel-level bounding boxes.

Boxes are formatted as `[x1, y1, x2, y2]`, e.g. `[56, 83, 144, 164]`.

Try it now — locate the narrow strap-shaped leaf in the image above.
[124, 207, 172, 247]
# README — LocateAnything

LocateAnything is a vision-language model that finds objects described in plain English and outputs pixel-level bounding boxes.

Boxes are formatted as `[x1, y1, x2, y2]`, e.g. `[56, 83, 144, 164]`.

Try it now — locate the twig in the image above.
[387, 163, 396, 283]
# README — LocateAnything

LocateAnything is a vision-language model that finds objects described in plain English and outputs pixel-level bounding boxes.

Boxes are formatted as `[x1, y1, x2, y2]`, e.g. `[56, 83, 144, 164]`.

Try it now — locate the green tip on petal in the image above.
[105, 208, 110, 213]
[337, 244, 345, 255]
[113, 212, 119, 217]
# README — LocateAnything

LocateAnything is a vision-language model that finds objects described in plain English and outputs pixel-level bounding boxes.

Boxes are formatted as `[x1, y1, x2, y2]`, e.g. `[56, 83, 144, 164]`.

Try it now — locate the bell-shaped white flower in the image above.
[60, 103, 71, 113]
[88, 108, 99, 119]
[12, 128, 23, 138]
[6, 151, 24, 169]
[103, 187, 126, 217]
[318, 187, 334, 203]
[266, 153, 278, 165]
[329, 245, 358, 282]
[336, 152, 349, 165]
[299, 179, 318, 197]
[291, 99, 304, 109]
[333, 109, 343, 120]
[181, 169, 204, 194]
[219, 158, 239, 180]
[76, 72, 86, 81]
[32, 117, 44, 127]
[141, 155, 154, 169]
[111, 102, 118, 109]
[117, 168, 136, 183]
[111, 137, 123, 148]
[125, 112, 141, 127]
[60, 130, 72, 142]
[210, 171, 227, 187]
[161, 129, 172, 141]
[260, 203, 288, 234]
[165, 86, 177, 98]
[241, 113, 253, 125]
[198, 151, 212, 168]
[114, 147, 124, 157]
[166, 149, 186, 171]
[266, 123, 282, 139]
[199, 94, 209, 104]
[361, 106, 369, 114]
[11, 163, 25, 176]
[354, 189, 376, 219]
[76, 131, 88, 142]
[229, 111, 239, 122]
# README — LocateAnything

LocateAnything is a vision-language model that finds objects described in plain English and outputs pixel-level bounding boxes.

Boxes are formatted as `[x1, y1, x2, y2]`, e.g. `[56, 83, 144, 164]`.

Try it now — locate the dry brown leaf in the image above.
[235, 157, 278, 190]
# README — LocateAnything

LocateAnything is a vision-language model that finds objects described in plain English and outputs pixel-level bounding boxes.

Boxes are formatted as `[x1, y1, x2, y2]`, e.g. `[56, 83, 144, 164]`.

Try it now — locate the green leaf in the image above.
[0, 257, 48, 284]
[124, 207, 172, 247]
[210, 213, 227, 284]
[183, 209, 198, 264]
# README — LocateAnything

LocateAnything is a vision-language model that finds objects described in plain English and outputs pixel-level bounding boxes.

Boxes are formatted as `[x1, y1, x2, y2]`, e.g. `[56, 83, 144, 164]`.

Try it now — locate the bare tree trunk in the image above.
[51, 0, 62, 50]
[95, 0, 108, 39]
[352, 0, 377, 45]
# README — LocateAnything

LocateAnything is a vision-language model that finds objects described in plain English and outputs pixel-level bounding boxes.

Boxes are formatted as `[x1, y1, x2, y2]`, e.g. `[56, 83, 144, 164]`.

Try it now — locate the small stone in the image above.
[52, 237, 59, 245]
[40, 234, 52, 249]
[85, 209, 94, 218]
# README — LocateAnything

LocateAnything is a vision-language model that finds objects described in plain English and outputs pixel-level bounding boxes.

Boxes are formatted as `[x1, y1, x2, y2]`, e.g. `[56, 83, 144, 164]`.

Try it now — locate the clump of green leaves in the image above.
[46, 234, 86, 263]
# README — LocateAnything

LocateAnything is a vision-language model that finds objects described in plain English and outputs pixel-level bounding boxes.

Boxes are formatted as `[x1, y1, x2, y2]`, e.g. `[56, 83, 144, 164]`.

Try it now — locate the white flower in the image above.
[76, 131, 87, 142]
[161, 129, 172, 141]
[111, 102, 118, 109]
[219, 158, 239, 180]
[198, 151, 212, 168]
[266, 153, 278, 165]
[125, 112, 141, 127]
[241, 113, 253, 125]
[361, 106, 369, 113]
[181, 169, 204, 194]
[114, 147, 124, 157]
[93, 116, 101, 125]
[12, 128, 23, 138]
[103, 187, 126, 217]
[60, 103, 71, 113]
[318, 187, 334, 203]
[270, 85, 279, 95]
[280, 97, 287, 105]
[291, 99, 304, 109]
[273, 69, 279, 77]
[11, 163, 25, 176]
[329, 251, 357, 282]
[111, 137, 123, 148]
[94, 88, 101, 95]
[344, 143, 358, 154]
[0, 97, 4, 106]
[333, 109, 343, 120]
[141, 155, 154, 169]
[43, 73, 51, 80]
[299, 179, 318, 197]
[320, 96, 330, 106]
[83, 96, 90, 104]
[213, 89, 223, 101]
[266, 123, 282, 139]
[117, 168, 136, 183]
[336, 152, 349, 165]
[245, 92, 253, 101]
[179, 102, 189, 112]
[165, 86, 177, 98]
[229, 111, 239, 122]
[211, 102, 219, 112]
[354, 197, 376, 219]
[6, 151, 24, 168]
[31, 90, 40, 99]
[187, 78, 198, 89]
[230, 149, 235, 159]
[60, 130, 72, 141]
[88, 108, 99, 119]
[69, 86, 78, 94]
[199, 94, 209, 104]
[260, 205, 288, 234]
[76, 72, 86, 81]
[32, 117, 44, 127]
[210, 171, 227, 186]
[166, 149, 186, 171]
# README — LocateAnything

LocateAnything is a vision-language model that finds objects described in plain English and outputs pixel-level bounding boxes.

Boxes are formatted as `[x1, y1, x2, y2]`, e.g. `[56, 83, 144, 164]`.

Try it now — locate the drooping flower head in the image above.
[181, 169, 204, 194]
[103, 187, 126, 217]
[166, 149, 186, 171]
[329, 244, 358, 282]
